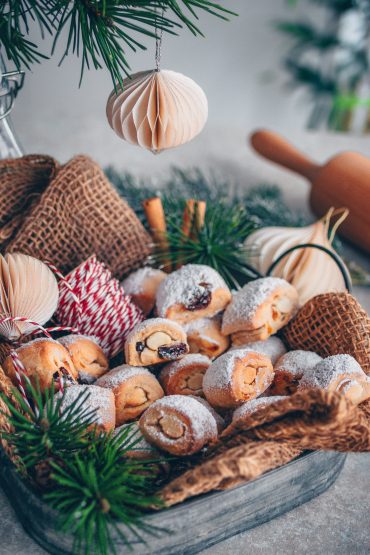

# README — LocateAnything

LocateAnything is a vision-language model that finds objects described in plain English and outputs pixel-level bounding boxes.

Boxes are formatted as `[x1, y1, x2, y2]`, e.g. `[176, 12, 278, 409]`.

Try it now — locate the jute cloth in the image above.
[160, 390, 370, 506]
[7, 155, 152, 279]
[283, 292, 370, 375]
[0, 155, 58, 250]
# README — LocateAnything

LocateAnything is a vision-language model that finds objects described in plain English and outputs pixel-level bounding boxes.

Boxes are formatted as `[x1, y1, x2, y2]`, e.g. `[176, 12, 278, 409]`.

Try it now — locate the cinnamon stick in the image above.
[142, 197, 171, 271]
[182, 199, 206, 240]
[176, 199, 206, 268]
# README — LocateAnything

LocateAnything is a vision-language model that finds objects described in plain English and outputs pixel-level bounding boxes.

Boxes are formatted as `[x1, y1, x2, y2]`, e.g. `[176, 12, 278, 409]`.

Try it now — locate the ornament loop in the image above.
[265, 242, 352, 292]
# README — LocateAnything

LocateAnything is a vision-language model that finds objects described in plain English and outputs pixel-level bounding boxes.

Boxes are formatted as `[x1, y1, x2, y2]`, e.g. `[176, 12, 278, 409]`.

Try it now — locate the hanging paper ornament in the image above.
[0, 253, 59, 340]
[245, 209, 350, 305]
[106, 69, 208, 153]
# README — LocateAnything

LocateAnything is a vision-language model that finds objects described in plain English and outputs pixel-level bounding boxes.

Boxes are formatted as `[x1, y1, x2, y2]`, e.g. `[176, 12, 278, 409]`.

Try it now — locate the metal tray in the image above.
[0, 449, 346, 554]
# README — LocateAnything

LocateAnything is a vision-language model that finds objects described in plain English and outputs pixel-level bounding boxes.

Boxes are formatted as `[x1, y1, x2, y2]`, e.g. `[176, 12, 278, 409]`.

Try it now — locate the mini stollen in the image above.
[6, 155, 151, 279]
[283, 292, 370, 375]
[0, 155, 58, 250]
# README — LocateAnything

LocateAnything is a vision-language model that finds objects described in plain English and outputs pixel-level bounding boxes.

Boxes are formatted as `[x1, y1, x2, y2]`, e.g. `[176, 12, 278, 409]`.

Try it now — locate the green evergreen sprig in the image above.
[276, 0, 370, 130]
[107, 166, 309, 287]
[1, 381, 97, 470]
[152, 202, 259, 287]
[1, 382, 166, 555]
[46, 426, 164, 555]
[0, 1, 236, 84]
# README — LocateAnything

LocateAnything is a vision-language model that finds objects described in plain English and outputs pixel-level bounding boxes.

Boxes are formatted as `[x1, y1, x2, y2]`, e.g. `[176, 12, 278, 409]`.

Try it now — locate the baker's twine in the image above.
[55, 256, 143, 358]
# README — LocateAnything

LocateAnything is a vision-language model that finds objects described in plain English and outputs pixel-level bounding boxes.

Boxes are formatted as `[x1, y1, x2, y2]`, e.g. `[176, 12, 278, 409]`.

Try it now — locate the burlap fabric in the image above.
[0, 155, 58, 249]
[160, 440, 301, 506]
[159, 390, 370, 506]
[283, 292, 370, 375]
[7, 155, 152, 278]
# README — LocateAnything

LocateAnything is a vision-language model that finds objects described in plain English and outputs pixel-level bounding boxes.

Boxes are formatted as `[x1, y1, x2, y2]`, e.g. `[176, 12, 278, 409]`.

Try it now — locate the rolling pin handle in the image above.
[250, 129, 320, 182]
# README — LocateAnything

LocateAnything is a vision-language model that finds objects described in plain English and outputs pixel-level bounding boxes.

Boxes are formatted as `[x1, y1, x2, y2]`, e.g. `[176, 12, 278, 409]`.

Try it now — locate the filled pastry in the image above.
[298, 354, 370, 405]
[156, 264, 232, 325]
[122, 267, 166, 315]
[269, 350, 322, 395]
[159, 354, 211, 397]
[203, 349, 274, 409]
[124, 318, 189, 366]
[229, 395, 287, 431]
[3, 338, 77, 392]
[139, 395, 218, 456]
[96, 364, 164, 424]
[230, 336, 287, 364]
[192, 395, 225, 433]
[59, 384, 116, 432]
[184, 316, 230, 359]
[115, 422, 158, 459]
[222, 277, 299, 345]
[58, 334, 109, 384]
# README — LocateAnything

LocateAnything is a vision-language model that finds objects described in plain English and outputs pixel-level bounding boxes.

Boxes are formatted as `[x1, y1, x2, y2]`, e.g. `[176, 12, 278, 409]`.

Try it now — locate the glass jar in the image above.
[0, 55, 24, 159]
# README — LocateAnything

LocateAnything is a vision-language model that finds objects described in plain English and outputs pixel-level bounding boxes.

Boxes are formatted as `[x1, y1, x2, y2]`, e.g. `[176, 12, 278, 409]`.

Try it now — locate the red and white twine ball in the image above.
[55, 256, 144, 358]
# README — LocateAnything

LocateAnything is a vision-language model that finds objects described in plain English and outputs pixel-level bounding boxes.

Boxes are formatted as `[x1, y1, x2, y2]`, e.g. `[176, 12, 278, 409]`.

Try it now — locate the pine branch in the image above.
[2, 382, 166, 554]
[276, 21, 339, 50]
[152, 202, 259, 287]
[1, 381, 97, 470]
[1, 1, 236, 84]
[46, 426, 164, 555]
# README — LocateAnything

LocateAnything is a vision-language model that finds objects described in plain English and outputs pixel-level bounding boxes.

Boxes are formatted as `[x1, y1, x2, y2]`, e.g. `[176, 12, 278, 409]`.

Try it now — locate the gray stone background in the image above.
[2, 0, 370, 553]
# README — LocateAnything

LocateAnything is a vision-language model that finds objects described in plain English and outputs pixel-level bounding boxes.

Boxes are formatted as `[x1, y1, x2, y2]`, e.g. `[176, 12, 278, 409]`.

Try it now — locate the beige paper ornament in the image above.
[0, 253, 59, 340]
[106, 69, 208, 153]
[245, 209, 350, 305]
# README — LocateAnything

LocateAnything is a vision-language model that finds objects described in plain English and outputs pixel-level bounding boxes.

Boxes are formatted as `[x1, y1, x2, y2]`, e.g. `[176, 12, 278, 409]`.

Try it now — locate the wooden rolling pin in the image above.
[250, 129, 370, 253]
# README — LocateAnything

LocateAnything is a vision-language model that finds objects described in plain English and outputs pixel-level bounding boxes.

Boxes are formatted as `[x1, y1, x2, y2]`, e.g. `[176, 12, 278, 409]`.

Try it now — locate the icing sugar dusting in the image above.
[141, 395, 217, 447]
[222, 277, 296, 334]
[125, 317, 185, 344]
[122, 267, 165, 295]
[59, 334, 102, 348]
[232, 395, 286, 422]
[190, 395, 225, 432]
[17, 337, 60, 352]
[59, 384, 113, 424]
[156, 264, 229, 317]
[96, 364, 153, 389]
[299, 354, 366, 390]
[274, 350, 322, 378]
[115, 422, 154, 453]
[161, 354, 211, 380]
[231, 336, 287, 364]
[203, 348, 270, 394]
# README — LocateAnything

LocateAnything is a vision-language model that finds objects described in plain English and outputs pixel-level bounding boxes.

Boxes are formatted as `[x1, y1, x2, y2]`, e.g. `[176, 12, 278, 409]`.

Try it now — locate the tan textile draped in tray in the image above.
[0, 155, 58, 250]
[6, 155, 152, 279]
[159, 390, 370, 507]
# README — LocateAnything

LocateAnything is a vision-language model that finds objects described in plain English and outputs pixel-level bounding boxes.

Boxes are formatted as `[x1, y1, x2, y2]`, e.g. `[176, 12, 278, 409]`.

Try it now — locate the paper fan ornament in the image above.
[245, 209, 350, 305]
[0, 253, 59, 340]
[106, 69, 208, 153]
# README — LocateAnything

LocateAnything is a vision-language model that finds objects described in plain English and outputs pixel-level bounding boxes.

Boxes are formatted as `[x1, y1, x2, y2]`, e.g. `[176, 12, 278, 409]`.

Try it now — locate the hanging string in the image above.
[155, 7, 165, 72]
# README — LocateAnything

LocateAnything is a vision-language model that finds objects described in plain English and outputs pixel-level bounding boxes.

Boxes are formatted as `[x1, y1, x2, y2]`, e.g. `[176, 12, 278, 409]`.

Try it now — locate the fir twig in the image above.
[1, 381, 97, 470]
[2, 383, 167, 554]
[0, 1, 236, 84]
[46, 426, 165, 555]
